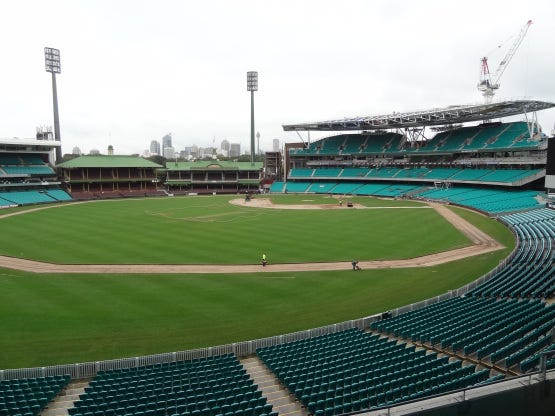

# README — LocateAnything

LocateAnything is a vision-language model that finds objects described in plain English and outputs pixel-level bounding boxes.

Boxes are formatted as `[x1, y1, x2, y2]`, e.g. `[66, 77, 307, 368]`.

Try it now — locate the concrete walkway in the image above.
[40, 379, 89, 416]
[242, 356, 308, 416]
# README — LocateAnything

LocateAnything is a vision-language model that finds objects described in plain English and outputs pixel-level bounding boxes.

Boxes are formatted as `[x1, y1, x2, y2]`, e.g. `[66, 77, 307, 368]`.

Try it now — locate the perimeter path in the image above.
[0, 199, 503, 274]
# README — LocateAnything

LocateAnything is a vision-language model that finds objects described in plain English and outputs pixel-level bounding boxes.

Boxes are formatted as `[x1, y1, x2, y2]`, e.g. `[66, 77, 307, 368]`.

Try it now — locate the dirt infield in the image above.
[0, 199, 504, 274]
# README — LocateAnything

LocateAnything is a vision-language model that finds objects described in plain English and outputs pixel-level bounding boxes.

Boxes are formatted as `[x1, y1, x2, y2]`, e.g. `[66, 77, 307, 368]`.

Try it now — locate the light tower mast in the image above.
[247, 71, 258, 165]
[44, 47, 62, 162]
[477, 20, 532, 104]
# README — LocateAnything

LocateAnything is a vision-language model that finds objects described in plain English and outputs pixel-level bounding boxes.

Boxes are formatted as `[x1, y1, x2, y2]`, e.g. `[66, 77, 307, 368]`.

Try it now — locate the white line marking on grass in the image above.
[263, 275, 296, 279]
[145, 207, 265, 223]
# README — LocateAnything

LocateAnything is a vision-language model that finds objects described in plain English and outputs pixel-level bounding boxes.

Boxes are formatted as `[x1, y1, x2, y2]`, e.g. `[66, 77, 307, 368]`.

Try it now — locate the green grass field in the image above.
[0, 196, 515, 369]
[0, 196, 469, 264]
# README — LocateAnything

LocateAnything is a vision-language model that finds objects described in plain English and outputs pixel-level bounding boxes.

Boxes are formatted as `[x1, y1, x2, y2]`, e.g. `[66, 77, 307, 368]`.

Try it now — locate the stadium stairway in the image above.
[241, 356, 307, 416]
[40, 379, 90, 416]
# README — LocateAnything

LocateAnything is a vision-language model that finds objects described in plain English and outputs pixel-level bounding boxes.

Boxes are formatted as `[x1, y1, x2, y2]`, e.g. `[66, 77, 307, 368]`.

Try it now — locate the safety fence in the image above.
[0, 316, 377, 381]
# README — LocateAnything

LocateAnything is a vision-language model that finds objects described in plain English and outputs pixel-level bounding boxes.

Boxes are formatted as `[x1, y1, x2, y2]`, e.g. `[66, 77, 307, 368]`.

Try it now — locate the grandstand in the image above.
[69, 355, 275, 416]
[284, 166, 544, 186]
[56, 155, 164, 199]
[257, 100, 555, 414]
[277, 100, 554, 216]
[0, 136, 71, 208]
[0, 375, 70, 416]
[163, 161, 263, 195]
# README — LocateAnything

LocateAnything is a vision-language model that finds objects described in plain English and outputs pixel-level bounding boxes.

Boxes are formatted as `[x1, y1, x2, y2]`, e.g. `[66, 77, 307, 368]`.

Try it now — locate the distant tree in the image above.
[147, 155, 167, 167]
[60, 154, 80, 163]
[236, 154, 264, 162]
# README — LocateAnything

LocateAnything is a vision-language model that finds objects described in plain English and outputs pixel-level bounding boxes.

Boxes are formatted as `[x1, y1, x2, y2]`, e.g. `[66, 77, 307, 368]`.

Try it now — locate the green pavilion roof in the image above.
[165, 161, 263, 171]
[57, 156, 164, 169]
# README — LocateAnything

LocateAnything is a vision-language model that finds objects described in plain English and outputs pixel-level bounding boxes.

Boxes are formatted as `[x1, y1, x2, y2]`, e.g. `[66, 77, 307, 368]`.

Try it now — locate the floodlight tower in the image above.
[247, 71, 258, 165]
[44, 47, 62, 162]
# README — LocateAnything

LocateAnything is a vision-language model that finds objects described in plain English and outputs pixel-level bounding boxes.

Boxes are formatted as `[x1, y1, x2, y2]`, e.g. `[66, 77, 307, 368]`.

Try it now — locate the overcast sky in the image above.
[1, 0, 554, 156]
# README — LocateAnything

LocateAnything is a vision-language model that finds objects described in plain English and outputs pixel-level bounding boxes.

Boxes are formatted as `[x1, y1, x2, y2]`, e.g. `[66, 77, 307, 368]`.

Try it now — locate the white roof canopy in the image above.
[282, 100, 555, 131]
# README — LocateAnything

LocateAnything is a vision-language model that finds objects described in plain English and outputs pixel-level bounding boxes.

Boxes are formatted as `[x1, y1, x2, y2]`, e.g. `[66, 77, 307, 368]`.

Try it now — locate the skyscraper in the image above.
[229, 143, 241, 158]
[273, 139, 280, 152]
[162, 133, 172, 150]
[163, 147, 175, 159]
[150, 140, 161, 155]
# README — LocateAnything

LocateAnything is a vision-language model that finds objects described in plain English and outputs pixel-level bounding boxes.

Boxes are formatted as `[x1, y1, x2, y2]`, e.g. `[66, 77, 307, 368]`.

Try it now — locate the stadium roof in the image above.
[282, 100, 555, 131]
[165, 161, 263, 171]
[0, 138, 61, 148]
[56, 155, 163, 168]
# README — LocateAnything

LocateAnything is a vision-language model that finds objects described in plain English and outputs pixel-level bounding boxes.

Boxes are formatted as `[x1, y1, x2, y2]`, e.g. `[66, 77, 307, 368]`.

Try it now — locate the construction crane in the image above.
[478, 19, 532, 104]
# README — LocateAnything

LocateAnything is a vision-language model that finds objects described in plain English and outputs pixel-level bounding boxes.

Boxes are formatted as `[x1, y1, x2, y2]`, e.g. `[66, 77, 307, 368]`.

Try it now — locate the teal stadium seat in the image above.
[289, 168, 313, 178]
[75, 355, 271, 416]
[269, 181, 285, 193]
[284, 182, 311, 193]
[256, 328, 495, 412]
[0, 190, 57, 205]
[0, 375, 70, 416]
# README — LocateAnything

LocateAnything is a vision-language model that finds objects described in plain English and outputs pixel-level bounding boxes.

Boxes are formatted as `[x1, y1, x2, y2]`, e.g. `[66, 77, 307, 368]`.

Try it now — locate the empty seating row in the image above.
[1, 165, 55, 175]
[0, 190, 72, 207]
[371, 298, 554, 371]
[0, 154, 48, 166]
[70, 354, 274, 416]
[468, 208, 555, 298]
[289, 122, 539, 156]
[416, 187, 543, 213]
[287, 167, 540, 185]
[278, 181, 421, 198]
[519, 343, 555, 373]
[307, 182, 337, 193]
[409, 122, 536, 152]
[268, 181, 285, 193]
[269, 181, 348, 196]
[0, 375, 70, 416]
[257, 328, 494, 414]
[273, 180, 542, 213]
[289, 133, 405, 156]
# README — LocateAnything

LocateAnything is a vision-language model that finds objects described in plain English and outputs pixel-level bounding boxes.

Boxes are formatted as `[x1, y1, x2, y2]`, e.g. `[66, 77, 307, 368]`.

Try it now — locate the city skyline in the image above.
[141, 135, 252, 159]
[71, 135, 262, 158]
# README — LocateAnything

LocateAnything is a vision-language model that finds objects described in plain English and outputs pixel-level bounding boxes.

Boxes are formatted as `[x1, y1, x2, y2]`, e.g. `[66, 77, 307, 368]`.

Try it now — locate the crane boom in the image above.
[491, 20, 532, 84]
[478, 20, 532, 103]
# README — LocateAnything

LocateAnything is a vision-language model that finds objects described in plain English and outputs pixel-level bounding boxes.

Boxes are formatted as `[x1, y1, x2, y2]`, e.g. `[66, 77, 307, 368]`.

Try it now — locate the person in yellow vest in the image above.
[262, 253, 267, 267]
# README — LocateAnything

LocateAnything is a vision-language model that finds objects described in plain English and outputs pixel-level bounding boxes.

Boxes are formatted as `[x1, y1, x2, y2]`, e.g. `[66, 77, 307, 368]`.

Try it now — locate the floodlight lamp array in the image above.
[44, 47, 61, 74]
[247, 71, 258, 91]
